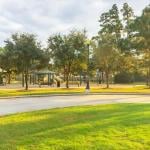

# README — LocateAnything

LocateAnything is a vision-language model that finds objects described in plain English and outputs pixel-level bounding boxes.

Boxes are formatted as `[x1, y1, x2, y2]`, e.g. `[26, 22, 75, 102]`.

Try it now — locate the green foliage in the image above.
[131, 5, 150, 54]
[0, 47, 16, 83]
[4, 33, 48, 90]
[95, 33, 120, 88]
[117, 54, 137, 73]
[114, 72, 134, 83]
[96, 4, 123, 88]
[48, 30, 87, 88]
[121, 3, 134, 35]
[99, 4, 122, 43]
[132, 5, 150, 86]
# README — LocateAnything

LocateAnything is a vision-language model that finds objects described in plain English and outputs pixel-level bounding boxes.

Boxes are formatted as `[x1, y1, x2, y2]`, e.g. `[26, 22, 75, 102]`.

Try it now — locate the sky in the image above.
[0, 0, 149, 46]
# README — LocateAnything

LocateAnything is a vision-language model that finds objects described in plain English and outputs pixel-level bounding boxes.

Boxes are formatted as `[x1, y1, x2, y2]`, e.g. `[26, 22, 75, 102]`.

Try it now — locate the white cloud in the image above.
[0, 0, 149, 46]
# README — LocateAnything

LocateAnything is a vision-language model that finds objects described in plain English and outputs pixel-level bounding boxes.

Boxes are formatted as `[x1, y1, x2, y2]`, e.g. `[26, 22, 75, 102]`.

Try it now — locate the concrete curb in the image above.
[0, 92, 150, 99]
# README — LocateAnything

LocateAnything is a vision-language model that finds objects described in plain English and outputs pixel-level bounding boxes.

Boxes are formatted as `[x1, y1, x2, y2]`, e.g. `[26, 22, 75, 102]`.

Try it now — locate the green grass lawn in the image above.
[0, 104, 150, 150]
[0, 86, 150, 97]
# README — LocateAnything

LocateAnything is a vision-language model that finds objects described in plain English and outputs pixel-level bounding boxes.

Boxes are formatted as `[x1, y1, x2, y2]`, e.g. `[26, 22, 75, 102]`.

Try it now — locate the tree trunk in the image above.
[24, 73, 28, 90]
[66, 73, 69, 88]
[86, 77, 90, 89]
[29, 75, 32, 84]
[7, 72, 11, 84]
[106, 71, 109, 88]
[63, 67, 66, 82]
[147, 67, 150, 88]
[80, 74, 82, 86]
[22, 73, 24, 87]
[102, 71, 104, 83]
[65, 65, 71, 88]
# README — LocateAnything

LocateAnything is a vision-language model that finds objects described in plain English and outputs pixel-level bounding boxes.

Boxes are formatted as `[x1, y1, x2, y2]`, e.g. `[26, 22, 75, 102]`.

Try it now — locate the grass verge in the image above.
[0, 86, 150, 98]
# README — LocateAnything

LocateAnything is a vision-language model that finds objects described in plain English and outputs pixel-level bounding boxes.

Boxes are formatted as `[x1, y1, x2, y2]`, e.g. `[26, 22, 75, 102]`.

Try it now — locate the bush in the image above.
[114, 72, 134, 83]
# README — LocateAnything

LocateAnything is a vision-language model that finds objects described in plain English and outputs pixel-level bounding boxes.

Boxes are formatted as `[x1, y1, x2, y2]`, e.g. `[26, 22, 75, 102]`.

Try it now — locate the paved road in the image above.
[0, 94, 150, 116]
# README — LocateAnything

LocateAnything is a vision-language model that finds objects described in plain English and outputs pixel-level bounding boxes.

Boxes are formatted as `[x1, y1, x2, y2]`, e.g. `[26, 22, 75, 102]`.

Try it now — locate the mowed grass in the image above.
[0, 88, 84, 97]
[0, 86, 150, 97]
[0, 104, 150, 150]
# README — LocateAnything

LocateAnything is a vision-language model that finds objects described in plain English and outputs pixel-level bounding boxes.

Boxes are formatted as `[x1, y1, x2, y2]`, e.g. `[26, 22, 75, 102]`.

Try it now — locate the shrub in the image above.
[114, 72, 134, 83]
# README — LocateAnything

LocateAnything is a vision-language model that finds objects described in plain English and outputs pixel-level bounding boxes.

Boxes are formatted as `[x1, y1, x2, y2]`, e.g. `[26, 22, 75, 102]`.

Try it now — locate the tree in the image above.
[96, 4, 122, 88]
[48, 30, 87, 88]
[132, 5, 150, 87]
[121, 3, 134, 36]
[99, 4, 122, 44]
[95, 33, 120, 88]
[0, 47, 16, 84]
[5, 33, 46, 90]
[120, 3, 135, 54]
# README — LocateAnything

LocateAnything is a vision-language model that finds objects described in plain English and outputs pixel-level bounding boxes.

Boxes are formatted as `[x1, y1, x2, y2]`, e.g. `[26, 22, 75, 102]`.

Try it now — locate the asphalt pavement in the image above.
[0, 94, 150, 116]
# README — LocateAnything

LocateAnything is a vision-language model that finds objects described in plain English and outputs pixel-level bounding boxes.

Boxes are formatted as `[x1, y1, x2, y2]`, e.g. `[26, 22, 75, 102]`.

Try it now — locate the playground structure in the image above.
[33, 70, 62, 87]
[0, 67, 111, 88]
